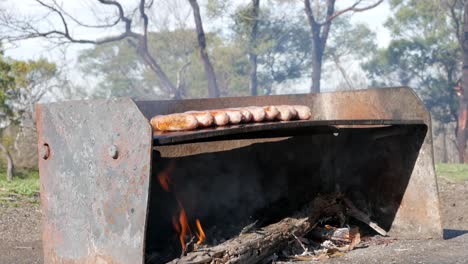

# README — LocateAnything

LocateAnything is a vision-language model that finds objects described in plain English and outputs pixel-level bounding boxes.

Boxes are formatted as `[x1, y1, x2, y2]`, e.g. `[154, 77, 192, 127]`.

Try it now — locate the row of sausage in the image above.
[151, 105, 311, 131]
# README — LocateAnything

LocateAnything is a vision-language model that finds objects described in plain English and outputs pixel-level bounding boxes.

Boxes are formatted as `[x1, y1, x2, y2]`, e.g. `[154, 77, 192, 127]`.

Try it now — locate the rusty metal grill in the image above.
[36, 87, 442, 264]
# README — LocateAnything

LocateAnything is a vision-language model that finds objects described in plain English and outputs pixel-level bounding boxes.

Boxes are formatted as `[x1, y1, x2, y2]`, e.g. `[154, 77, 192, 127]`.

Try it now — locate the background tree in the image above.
[364, 0, 466, 162]
[232, 4, 312, 95]
[324, 17, 377, 90]
[247, 0, 261, 96]
[302, 0, 383, 93]
[78, 30, 250, 98]
[0, 48, 15, 181]
[460, 0, 468, 162]
[188, 0, 220, 98]
[0, 0, 209, 98]
[0, 52, 57, 181]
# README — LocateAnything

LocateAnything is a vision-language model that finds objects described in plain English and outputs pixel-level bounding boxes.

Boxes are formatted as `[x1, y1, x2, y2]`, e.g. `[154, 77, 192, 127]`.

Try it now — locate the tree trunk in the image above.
[304, 0, 335, 94]
[442, 124, 448, 163]
[249, 0, 260, 96]
[332, 55, 353, 90]
[311, 51, 322, 93]
[460, 1, 468, 163]
[0, 142, 14, 181]
[457, 96, 468, 162]
[188, 0, 220, 98]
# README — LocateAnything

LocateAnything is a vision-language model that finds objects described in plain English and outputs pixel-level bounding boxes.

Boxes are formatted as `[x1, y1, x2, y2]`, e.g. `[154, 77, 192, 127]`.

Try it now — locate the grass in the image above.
[436, 163, 468, 182]
[0, 169, 40, 206]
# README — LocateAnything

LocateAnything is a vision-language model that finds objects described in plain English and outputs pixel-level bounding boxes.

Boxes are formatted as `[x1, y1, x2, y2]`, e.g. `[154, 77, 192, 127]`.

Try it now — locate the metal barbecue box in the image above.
[36, 87, 442, 263]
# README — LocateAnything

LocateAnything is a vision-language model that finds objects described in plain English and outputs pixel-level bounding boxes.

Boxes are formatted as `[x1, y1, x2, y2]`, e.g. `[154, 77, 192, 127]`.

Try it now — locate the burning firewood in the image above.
[166, 193, 386, 264]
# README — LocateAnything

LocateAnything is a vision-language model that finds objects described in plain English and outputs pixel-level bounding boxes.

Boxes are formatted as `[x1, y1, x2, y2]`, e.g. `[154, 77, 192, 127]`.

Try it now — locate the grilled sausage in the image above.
[263, 106, 279, 121]
[185, 111, 214, 127]
[223, 109, 242, 124]
[232, 108, 253, 123]
[293, 105, 311, 120]
[247, 106, 266, 122]
[151, 114, 198, 131]
[276, 105, 293, 121]
[209, 110, 230, 126]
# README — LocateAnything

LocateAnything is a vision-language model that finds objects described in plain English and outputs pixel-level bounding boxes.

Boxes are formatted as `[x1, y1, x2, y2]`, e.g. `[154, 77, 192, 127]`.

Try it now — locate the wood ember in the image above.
[167, 193, 382, 264]
[168, 215, 314, 264]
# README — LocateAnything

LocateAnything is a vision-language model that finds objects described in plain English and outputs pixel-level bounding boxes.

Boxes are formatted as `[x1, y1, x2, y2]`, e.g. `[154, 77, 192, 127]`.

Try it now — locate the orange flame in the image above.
[157, 173, 171, 192]
[172, 216, 180, 234]
[161, 161, 207, 251]
[178, 208, 191, 250]
[157, 161, 175, 192]
[195, 219, 206, 244]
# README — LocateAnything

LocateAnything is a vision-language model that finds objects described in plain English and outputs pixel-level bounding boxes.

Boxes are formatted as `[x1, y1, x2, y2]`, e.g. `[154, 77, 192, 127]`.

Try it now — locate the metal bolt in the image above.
[108, 145, 118, 159]
[41, 144, 50, 160]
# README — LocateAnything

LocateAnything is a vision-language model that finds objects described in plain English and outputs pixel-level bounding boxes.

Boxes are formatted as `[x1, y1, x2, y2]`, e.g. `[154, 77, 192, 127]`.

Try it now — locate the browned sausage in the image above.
[276, 105, 293, 121]
[232, 108, 253, 123]
[293, 105, 311, 120]
[151, 114, 198, 131]
[209, 110, 230, 126]
[247, 106, 266, 122]
[224, 109, 243, 124]
[263, 106, 279, 121]
[185, 111, 214, 127]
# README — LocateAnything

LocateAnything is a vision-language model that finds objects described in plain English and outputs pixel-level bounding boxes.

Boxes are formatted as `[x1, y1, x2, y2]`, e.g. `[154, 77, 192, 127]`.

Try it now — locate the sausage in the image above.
[185, 111, 214, 127]
[151, 114, 198, 131]
[209, 110, 230, 126]
[224, 109, 243, 124]
[232, 108, 253, 123]
[288, 106, 298, 119]
[263, 106, 279, 121]
[275, 105, 293, 121]
[293, 105, 311, 120]
[247, 106, 266, 122]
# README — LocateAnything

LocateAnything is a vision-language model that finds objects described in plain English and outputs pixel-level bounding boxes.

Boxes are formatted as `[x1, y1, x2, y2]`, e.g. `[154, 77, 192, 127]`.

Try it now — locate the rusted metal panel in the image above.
[36, 98, 152, 264]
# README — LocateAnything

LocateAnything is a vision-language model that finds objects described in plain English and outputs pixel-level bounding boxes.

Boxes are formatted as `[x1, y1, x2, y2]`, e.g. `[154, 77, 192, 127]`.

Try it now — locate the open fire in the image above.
[149, 150, 393, 264]
[156, 162, 207, 253]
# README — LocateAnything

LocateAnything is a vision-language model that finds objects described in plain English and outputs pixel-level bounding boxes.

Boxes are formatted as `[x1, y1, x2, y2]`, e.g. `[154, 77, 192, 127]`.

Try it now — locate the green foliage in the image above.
[0, 169, 39, 205]
[436, 163, 468, 182]
[0, 50, 56, 128]
[78, 29, 251, 98]
[11, 58, 56, 89]
[326, 17, 377, 61]
[231, 5, 312, 93]
[0, 50, 15, 123]
[363, 0, 462, 123]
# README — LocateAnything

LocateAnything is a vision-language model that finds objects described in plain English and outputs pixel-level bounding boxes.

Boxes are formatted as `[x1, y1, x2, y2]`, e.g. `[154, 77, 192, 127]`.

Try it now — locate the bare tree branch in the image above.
[318, 0, 383, 26]
[188, 0, 220, 97]
[0, 0, 185, 97]
[51, 0, 121, 29]
[139, 0, 149, 49]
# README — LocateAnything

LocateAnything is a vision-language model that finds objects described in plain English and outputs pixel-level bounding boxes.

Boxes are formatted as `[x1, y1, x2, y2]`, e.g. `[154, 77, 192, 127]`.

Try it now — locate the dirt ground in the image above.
[0, 177, 467, 264]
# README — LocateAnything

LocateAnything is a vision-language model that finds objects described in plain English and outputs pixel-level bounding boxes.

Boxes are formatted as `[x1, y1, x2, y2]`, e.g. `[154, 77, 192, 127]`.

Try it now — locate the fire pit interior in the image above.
[145, 124, 426, 263]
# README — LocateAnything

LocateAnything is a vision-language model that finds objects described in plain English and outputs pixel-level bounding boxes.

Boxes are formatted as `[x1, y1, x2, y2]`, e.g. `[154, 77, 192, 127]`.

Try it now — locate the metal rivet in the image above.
[41, 144, 50, 160]
[108, 145, 118, 159]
